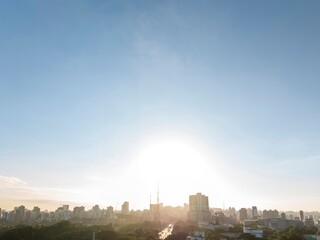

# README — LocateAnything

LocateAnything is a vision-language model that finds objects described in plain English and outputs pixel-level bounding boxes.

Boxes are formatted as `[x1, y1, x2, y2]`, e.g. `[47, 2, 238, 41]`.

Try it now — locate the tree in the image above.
[277, 226, 304, 240]
[165, 232, 188, 240]
[96, 230, 119, 240]
[239, 233, 258, 240]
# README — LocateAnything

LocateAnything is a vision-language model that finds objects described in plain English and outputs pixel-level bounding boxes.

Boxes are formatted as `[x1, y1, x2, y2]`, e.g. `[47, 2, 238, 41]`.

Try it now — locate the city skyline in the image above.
[2, 193, 320, 216]
[0, 189, 319, 213]
[1, 193, 320, 226]
[1, 0, 320, 211]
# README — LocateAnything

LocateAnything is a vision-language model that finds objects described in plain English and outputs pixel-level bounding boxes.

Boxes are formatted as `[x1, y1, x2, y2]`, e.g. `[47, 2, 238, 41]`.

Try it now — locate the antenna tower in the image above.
[157, 182, 160, 205]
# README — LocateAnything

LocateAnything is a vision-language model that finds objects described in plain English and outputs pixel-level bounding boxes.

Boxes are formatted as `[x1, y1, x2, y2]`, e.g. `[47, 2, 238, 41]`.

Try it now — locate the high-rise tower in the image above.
[121, 202, 129, 215]
[299, 210, 304, 222]
[187, 193, 211, 223]
[252, 206, 258, 219]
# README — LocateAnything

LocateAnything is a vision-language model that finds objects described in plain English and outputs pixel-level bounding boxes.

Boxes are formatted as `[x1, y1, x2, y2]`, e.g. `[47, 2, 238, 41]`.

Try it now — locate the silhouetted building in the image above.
[106, 206, 113, 220]
[252, 206, 258, 219]
[238, 208, 248, 223]
[262, 210, 279, 219]
[245, 218, 303, 230]
[73, 206, 85, 219]
[17, 205, 25, 222]
[305, 217, 315, 227]
[122, 201, 129, 215]
[188, 193, 211, 223]
[31, 207, 40, 221]
[212, 211, 231, 225]
[299, 210, 304, 221]
[247, 208, 253, 219]
[92, 205, 101, 219]
[150, 203, 162, 221]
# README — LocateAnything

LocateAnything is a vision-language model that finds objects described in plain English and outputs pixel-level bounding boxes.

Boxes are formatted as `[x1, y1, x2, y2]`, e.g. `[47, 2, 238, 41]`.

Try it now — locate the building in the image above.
[252, 206, 258, 219]
[73, 206, 85, 219]
[300, 210, 304, 222]
[122, 201, 129, 215]
[150, 186, 162, 222]
[186, 231, 206, 240]
[92, 205, 101, 219]
[17, 205, 26, 222]
[238, 208, 248, 223]
[247, 208, 253, 219]
[150, 203, 162, 221]
[106, 206, 114, 220]
[30, 206, 41, 222]
[305, 217, 315, 227]
[188, 193, 211, 223]
[250, 218, 304, 230]
[262, 210, 279, 219]
[243, 227, 263, 238]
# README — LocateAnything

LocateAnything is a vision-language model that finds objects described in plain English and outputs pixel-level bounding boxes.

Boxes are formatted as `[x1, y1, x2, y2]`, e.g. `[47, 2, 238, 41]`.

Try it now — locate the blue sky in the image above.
[1, 0, 320, 211]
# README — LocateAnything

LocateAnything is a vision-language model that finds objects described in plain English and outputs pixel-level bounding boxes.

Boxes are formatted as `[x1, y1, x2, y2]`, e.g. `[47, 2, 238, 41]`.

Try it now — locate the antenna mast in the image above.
[157, 182, 160, 205]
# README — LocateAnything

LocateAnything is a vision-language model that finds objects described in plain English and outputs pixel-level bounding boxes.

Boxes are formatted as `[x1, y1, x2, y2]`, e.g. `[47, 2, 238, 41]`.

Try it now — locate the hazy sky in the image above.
[1, 0, 320, 211]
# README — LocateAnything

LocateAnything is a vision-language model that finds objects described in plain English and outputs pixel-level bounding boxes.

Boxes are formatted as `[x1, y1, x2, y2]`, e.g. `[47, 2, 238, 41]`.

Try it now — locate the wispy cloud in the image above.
[0, 175, 27, 186]
[0, 175, 80, 204]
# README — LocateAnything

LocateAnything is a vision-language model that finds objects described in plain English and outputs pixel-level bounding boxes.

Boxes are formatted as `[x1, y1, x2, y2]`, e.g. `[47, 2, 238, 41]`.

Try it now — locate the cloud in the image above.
[0, 175, 81, 206]
[0, 175, 27, 186]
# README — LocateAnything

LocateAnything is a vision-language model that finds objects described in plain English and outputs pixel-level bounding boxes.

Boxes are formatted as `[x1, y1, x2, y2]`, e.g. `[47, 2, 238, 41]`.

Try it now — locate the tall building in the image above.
[247, 208, 253, 219]
[299, 210, 304, 222]
[122, 201, 129, 215]
[188, 193, 211, 223]
[106, 206, 114, 219]
[31, 207, 41, 221]
[238, 208, 248, 223]
[73, 206, 85, 219]
[92, 205, 101, 219]
[18, 205, 26, 222]
[252, 206, 258, 219]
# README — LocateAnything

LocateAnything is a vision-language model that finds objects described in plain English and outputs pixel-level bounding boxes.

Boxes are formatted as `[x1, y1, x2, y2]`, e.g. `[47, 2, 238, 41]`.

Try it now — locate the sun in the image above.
[132, 137, 212, 206]
[136, 140, 205, 178]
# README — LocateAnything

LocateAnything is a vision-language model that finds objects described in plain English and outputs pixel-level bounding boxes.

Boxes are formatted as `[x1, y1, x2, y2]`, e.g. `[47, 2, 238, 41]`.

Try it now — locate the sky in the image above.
[1, 0, 320, 212]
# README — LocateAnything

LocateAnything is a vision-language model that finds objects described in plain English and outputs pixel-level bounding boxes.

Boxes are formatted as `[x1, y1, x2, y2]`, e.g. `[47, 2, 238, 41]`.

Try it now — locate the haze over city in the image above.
[1, 0, 320, 212]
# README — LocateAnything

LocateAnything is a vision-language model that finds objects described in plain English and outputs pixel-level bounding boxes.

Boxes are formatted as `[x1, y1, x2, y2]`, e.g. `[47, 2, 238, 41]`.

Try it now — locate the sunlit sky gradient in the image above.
[1, 0, 320, 211]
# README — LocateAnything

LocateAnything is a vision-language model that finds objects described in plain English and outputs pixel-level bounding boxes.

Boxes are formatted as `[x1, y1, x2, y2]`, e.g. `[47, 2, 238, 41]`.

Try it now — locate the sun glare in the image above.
[132, 137, 213, 206]
[137, 140, 205, 178]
